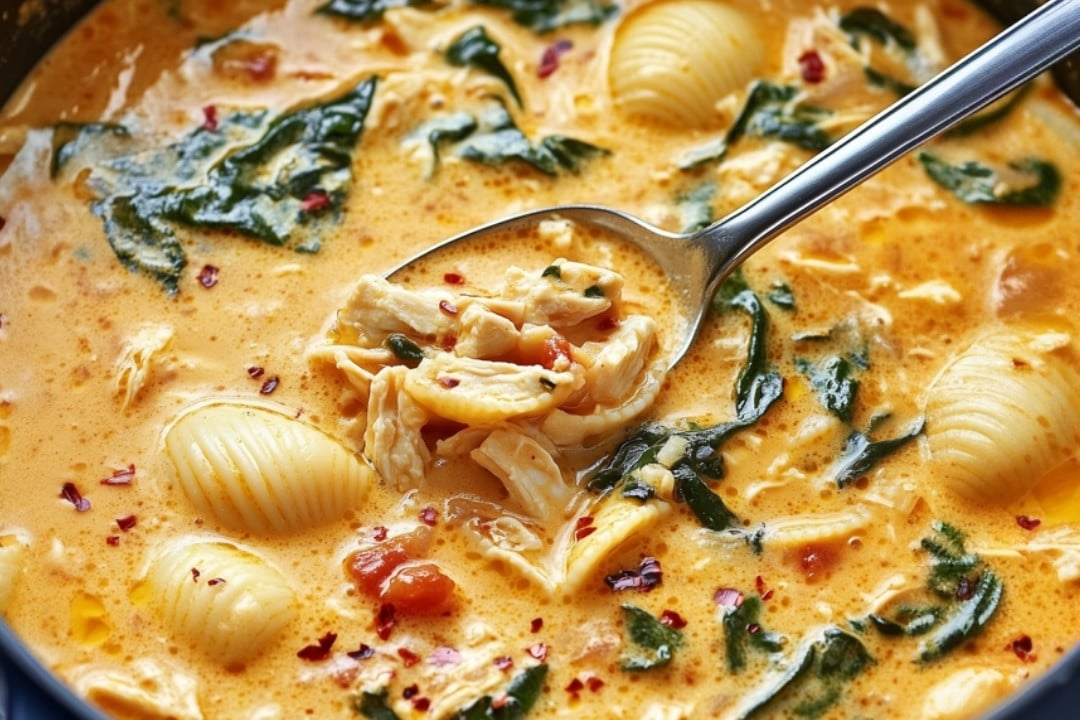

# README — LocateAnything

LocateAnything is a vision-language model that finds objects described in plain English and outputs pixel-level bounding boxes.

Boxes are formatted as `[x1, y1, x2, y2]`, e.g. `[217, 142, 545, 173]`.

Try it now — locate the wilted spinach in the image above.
[318, 0, 431, 22]
[356, 665, 548, 719]
[832, 418, 924, 488]
[795, 355, 860, 423]
[621, 604, 684, 671]
[471, 0, 617, 33]
[446, 26, 523, 108]
[720, 594, 785, 673]
[918, 152, 1061, 206]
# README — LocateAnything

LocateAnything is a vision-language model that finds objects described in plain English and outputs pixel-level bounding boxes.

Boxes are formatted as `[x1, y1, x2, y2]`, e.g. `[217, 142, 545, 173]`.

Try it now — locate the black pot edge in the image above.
[1, 0, 1079, 717]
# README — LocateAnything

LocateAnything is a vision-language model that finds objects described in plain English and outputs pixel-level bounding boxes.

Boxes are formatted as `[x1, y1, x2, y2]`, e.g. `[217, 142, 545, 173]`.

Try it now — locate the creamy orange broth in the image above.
[2, 0, 1080, 718]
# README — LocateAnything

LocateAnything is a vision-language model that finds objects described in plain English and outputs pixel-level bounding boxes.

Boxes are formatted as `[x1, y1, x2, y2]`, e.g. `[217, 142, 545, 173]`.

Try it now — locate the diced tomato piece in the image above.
[380, 562, 456, 615]
[344, 527, 433, 596]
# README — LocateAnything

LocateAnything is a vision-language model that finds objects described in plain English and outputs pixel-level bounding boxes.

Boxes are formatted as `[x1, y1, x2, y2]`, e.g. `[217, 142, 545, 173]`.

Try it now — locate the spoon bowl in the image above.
[390, 0, 1080, 368]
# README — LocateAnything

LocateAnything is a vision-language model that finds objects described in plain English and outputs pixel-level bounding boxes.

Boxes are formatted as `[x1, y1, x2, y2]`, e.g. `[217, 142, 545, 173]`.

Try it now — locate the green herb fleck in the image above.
[355, 689, 401, 719]
[386, 334, 425, 366]
[766, 281, 795, 310]
[621, 604, 684, 671]
[471, 0, 617, 33]
[541, 264, 562, 279]
[319, 0, 431, 22]
[583, 284, 605, 298]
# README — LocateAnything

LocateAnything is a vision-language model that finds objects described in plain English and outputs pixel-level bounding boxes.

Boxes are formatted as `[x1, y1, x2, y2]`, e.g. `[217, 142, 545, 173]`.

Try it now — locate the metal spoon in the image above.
[390, 0, 1080, 368]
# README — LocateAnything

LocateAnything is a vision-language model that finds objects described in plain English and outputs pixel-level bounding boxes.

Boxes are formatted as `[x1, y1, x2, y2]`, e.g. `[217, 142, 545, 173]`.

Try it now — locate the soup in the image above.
[2, 0, 1080, 718]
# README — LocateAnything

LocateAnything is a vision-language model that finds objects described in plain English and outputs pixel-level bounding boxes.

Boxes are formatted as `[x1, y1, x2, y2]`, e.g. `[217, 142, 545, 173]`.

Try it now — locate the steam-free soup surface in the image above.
[2, 0, 1080, 718]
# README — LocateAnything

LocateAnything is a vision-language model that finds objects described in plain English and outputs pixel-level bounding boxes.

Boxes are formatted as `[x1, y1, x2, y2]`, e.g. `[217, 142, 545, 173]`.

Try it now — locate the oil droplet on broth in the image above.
[70, 591, 111, 646]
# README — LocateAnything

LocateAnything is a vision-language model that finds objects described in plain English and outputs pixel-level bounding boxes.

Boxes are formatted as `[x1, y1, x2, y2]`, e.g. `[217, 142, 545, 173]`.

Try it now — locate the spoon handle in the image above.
[701, 0, 1080, 279]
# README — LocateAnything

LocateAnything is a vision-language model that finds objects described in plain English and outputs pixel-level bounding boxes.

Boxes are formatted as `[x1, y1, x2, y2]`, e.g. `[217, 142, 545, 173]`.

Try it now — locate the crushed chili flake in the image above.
[301, 190, 331, 213]
[202, 105, 219, 131]
[586, 677, 604, 693]
[538, 38, 573, 78]
[412, 697, 431, 712]
[438, 299, 458, 316]
[755, 575, 775, 601]
[956, 576, 974, 601]
[438, 376, 460, 389]
[419, 506, 438, 526]
[398, 647, 420, 667]
[443, 272, 466, 285]
[60, 482, 91, 512]
[798, 50, 826, 83]
[116, 515, 137, 532]
[197, 264, 219, 288]
[207, 577, 226, 587]
[191, 568, 201, 582]
[0, 216, 6, 232]
[1010, 634, 1035, 661]
[260, 375, 280, 394]
[372, 525, 389, 542]
[247, 366, 265, 379]
[100, 464, 135, 486]
[297, 632, 337, 661]
[1016, 515, 1042, 530]
[526, 642, 548, 661]
[659, 609, 687, 629]
[530, 617, 543, 633]
[714, 587, 744, 608]
[565, 677, 585, 695]
[403, 684, 420, 699]
[440, 335, 458, 352]
[428, 646, 462, 666]
[494, 655, 514, 671]
[347, 643, 375, 660]
[747, 623, 761, 635]
[106, 535, 120, 547]
[376, 603, 396, 640]
[574, 516, 595, 540]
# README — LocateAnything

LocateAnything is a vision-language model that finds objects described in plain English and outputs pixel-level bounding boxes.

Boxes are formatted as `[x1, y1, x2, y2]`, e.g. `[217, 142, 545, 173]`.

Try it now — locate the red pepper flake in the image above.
[493, 655, 514, 671]
[428, 646, 462, 667]
[956, 576, 974, 601]
[526, 642, 548, 661]
[347, 643, 375, 660]
[301, 190, 331, 213]
[438, 299, 458, 316]
[747, 623, 761, 635]
[530, 617, 543, 633]
[100, 464, 136, 486]
[755, 575, 775, 601]
[538, 39, 573, 79]
[191, 567, 201, 582]
[438, 376, 460, 389]
[1010, 634, 1036, 662]
[297, 632, 337, 661]
[443, 272, 466, 285]
[398, 647, 420, 667]
[260, 375, 280, 394]
[714, 587, 744, 608]
[586, 677, 604, 693]
[1016, 515, 1042, 531]
[202, 104, 219, 131]
[798, 50, 826, 84]
[372, 525, 389, 542]
[419, 506, 438, 526]
[659, 609, 687, 629]
[115, 515, 137, 532]
[207, 577, 226, 587]
[247, 366, 265, 379]
[574, 515, 595, 540]
[376, 603, 396, 640]
[565, 677, 584, 698]
[106, 535, 120, 547]
[196, 264, 219, 289]
[60, 482, 91, 512]
[412, 697, 431, 712]
[402, 684, 419, 700]
[440, 335, 458, 352]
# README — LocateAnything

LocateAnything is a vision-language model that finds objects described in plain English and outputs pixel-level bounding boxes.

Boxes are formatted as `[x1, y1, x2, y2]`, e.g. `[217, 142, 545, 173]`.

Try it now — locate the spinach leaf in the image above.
[457, 101, 609, 176]
[452, 665, 548, 719]
[72, 78, 376, 293]
[867, 521, 1004, 663]
[832, 418, 923, 488]
[766, 281, 795, 310]
[795, 355, 859, 423]
[680, 81, 831, 169]
[319, 0, 431, 22]
[839, 7, 916, 51]
[50, 122, 129, 176]
[355, 689, 402, 719]
[675, 181, 716, 233]
[586, 273, 782, 530]
[620, 604, 684, 671]
[732, 627, 872, 720]
[721, 594, 785, 673]
[446, 26, 523, 108]
[472, 0, 617, 33]
[918, 152, 1061, 206]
